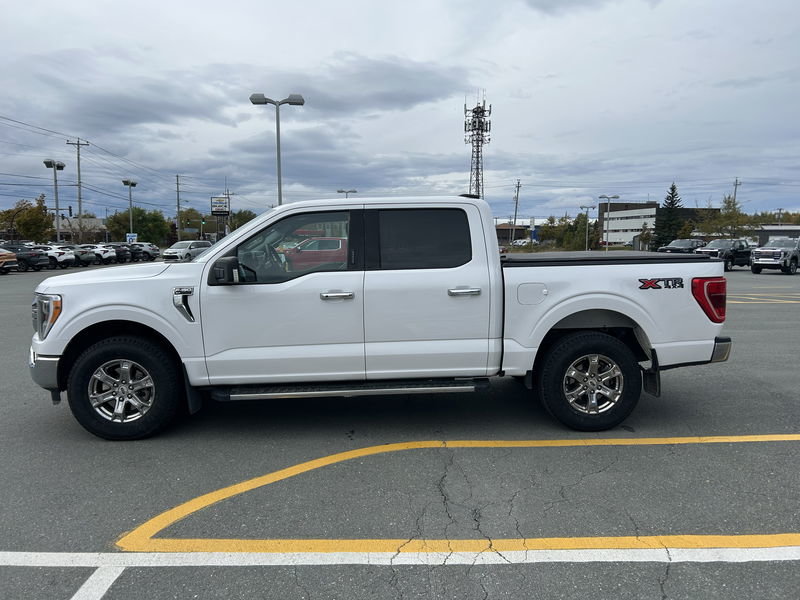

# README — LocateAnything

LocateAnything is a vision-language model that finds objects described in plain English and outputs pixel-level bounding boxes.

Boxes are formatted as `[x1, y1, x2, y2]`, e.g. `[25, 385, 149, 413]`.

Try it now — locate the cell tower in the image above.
[464, 97, 492, 198]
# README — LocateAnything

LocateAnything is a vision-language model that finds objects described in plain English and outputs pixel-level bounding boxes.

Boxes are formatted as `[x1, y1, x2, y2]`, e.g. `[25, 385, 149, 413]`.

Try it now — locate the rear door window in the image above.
[369, 208, 472, 270]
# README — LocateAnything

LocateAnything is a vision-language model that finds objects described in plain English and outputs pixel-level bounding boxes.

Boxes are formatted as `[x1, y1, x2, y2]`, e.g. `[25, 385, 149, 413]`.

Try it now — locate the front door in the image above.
[201, 208, 365, 385]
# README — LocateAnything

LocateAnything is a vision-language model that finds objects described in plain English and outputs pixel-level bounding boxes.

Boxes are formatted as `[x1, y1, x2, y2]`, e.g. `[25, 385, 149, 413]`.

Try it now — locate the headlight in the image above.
[32, 293, 62, 340]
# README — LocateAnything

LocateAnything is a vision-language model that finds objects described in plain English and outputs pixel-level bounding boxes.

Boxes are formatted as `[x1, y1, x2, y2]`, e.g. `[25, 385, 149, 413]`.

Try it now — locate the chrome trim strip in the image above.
[230, 384, 477, 401]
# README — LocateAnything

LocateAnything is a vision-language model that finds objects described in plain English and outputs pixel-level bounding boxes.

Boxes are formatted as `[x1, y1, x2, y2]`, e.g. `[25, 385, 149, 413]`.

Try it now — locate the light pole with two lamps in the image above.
[249, 93, 305, 207]
[43, 159, 65, 242]
[122, 179, 137, 238]
[598, 194, 619, 252]
[579, 204, 595, 251]
[337, 189, 357, 199]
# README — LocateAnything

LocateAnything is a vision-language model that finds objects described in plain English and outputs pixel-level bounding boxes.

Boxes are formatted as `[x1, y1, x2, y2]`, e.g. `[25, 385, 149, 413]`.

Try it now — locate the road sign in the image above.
[211, 196, 230, 216]
[126, 233, 138, 243]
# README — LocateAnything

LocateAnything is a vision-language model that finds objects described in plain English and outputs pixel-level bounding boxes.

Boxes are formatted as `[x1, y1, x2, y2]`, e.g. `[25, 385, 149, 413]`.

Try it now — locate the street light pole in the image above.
[43, 159, 65, 242]
[579, 205, 595, 251]
[249, 93, 305, 207]
[598, 194, 619, 252]
[122, 179, 137, 238]
[337, 189, 357, 199]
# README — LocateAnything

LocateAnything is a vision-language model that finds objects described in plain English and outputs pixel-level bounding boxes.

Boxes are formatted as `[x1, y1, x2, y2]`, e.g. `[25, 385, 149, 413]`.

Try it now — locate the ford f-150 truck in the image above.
[29, 196, 731, 439]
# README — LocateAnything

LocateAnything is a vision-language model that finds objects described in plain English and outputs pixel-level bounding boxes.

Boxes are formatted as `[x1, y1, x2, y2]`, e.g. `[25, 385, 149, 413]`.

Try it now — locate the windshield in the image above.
[705, 240, 733, 249]
[765, 237, 795, 248]
[667, 239, 694, 247]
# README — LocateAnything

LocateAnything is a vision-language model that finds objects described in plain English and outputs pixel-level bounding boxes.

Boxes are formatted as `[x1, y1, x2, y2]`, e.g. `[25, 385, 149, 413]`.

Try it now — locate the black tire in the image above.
[724, 257, 733, 272]
[67, 336, 183, 440]
[48, 257, 58, 269]
[0, 268, 8, 275]
[32, 265, 42, 271]
[750, 265, 762, 274]
[17, 260, 29, 272]
[94, 255, 102, 265]
[781, 260, 797, 275]
[537, 331, 641, 431]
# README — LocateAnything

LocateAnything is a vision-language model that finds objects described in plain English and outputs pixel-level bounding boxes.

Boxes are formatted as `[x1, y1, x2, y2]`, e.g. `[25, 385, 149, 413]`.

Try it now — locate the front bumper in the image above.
[29, 346, 60, 391]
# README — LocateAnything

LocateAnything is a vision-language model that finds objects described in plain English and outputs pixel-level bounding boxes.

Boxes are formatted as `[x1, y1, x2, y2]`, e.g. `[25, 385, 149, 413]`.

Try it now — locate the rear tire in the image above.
[17, 260, 29, 272]
[48, 257, 58, 269]
[537, 331, 641, 431]
[67, 336, 183, 440]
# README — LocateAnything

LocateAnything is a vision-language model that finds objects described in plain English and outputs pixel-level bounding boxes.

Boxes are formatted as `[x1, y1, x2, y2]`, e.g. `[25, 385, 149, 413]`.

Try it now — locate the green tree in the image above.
[701, 195, 755, 238]
[677, 220, 695, 240]
[106, 207, 170, 244]
[653, 182, 684, 248]
[15, 195, 54, 242]
[229, 209, 257, 231]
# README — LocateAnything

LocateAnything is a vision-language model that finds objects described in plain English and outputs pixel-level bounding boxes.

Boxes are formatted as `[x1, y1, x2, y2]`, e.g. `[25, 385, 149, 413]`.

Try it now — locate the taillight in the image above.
[692, 277, 726, 323]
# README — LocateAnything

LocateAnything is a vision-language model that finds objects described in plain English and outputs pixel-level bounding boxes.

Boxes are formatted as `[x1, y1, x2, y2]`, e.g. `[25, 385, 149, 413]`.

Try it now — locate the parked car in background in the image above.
[282, 237, 347, 271]
[0, 244, 49, 272]
[750, 237, 800, 275]
[162, 240, 212, 261]
[56, 245, 94, 267]
[657, 239, 706, 253]
[79, 244, 116, 265]
[103, 243, 131, 263]
[695, 239, 751, 271]
[0, 248, 18, 274]
[32, 245, 75, 270]
[130, 242, 160, 261]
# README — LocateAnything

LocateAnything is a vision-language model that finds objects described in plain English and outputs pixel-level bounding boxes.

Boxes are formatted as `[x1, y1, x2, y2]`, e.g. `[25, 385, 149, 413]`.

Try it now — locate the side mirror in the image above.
[211, 256, 240, 285]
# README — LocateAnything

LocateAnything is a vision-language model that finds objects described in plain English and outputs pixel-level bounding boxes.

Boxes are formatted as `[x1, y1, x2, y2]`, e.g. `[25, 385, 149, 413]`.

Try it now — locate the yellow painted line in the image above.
[116, 435, 800, 553]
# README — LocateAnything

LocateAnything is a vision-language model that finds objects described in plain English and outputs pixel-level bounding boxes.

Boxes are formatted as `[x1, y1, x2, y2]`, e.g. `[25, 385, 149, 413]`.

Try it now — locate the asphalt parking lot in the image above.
[1, 264, 799, 599]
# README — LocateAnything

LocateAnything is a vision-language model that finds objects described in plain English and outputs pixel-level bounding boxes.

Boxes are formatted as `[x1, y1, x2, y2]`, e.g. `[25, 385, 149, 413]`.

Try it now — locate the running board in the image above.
[212, 378, 490, 402]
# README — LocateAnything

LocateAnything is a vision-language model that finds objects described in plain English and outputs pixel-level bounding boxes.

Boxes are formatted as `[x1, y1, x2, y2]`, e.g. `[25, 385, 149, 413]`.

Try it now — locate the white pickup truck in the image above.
[29, 196, 731, 439]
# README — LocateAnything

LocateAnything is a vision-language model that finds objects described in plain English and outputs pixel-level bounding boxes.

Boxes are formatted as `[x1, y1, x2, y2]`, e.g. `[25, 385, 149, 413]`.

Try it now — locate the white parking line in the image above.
[2, 548, 800, 569]
[69, 567, 125, 600]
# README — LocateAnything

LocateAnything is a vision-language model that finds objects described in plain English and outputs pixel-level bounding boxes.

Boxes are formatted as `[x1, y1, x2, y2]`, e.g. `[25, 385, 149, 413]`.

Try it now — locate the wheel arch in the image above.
[527, 308, 652, 388]
[57, 320, 182, 392]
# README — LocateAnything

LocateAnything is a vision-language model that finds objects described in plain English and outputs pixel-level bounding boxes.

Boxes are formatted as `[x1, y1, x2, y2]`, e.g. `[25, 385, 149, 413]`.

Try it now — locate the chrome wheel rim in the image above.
[562, 353, 624, 414]
[88, 359, 155, 423]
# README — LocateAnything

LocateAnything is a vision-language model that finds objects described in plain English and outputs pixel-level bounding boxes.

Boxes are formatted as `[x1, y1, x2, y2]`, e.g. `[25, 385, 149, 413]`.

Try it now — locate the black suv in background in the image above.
[695, 239, 751, 271]
[104, 243, 131, 263]
[0, 244, 49, 271]
[657, 239, 706, 253]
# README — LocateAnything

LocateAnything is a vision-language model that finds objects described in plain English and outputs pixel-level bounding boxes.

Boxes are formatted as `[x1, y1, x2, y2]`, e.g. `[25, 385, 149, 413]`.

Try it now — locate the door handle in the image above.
[320, 291, 355, 300]
[448, 287, 482, 296]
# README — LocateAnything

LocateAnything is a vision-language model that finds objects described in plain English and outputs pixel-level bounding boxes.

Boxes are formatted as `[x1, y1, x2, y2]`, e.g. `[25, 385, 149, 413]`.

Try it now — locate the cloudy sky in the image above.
[1, 0, 798, 224]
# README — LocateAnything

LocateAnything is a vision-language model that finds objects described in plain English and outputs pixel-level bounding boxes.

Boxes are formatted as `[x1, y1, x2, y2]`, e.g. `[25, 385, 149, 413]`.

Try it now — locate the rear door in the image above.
[363, 205, 492, 379]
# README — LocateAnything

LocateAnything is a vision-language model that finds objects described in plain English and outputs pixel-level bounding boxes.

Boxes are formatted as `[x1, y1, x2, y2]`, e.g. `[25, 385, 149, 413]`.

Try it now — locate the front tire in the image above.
[724, 257, 733, 272]
[537, 331, 641, 431]
[751, 265, 762, 274]
[48, 257, 58, 269]
[67, 336, 183, 440]
[781, 260, 797, 275]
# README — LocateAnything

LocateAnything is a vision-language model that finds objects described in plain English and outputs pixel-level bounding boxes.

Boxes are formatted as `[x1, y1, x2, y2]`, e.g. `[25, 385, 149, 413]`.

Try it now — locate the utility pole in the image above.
[732, 177, 741, 202]
[66, 138, 89, 242]
[511, 179, 521, 245]
[224, 185, 235, 237]
[776, 208, 784, 224]
[176, 174, 182, 241]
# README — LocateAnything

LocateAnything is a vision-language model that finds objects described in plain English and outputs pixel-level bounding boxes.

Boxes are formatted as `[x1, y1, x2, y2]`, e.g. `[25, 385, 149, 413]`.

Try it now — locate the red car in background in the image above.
[282, 237, 347, 271]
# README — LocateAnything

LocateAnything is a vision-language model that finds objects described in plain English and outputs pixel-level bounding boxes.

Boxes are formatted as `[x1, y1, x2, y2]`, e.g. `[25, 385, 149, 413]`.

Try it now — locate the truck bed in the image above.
[501, 251, 714, 267]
